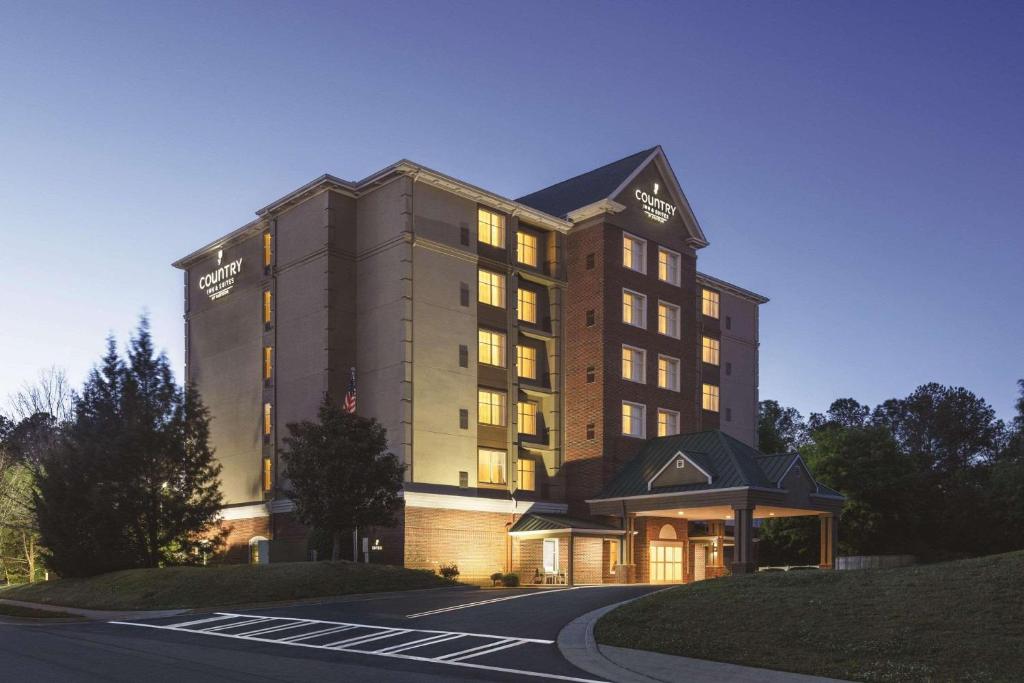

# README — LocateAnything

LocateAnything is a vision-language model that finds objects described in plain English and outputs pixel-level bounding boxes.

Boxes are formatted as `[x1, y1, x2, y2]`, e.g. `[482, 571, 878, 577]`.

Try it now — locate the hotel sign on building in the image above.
[198, 249, 244, 300]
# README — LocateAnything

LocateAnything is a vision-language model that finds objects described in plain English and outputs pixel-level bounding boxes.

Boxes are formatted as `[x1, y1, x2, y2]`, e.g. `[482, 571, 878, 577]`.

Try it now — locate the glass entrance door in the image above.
[649, 542, 683, 583]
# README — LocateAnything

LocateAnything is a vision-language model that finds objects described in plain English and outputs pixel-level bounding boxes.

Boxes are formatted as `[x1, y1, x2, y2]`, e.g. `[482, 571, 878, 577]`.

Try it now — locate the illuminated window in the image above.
[263, 346, 273, 380]
[608, 539, 620, 574]
[262, 458, 272, 492]
[658, 247, 680, 285]
[478, 448, 507, 485]
[517, 231, 538, 267]
[622, 232, 646, 273]
[622, 289, 647, 328]
[517, 288, 537, 323]
[702, 336, 720, 365]
[657, 301, 680, 338]
[517, 345, 537, 379]
[702, 288, 720, 319]
[263, 402, 272, 435]
[518, 401, 538, 435]
[517, 458, 536, 491]
[543, 538, 559, 573]
[478, 269, 506, 307]
[657, 409, 680, 437]
[263, 232, 272, 268]
[478, 208, 505, 248]
[702, 384, 720, 412]
[478, 389, 507, 426]
[263, 290, 272, 324]
[621, 345, 646, 383]
[478, 329, 506, 367]
[658, 355, 680, 391]
[622, 401, 646, 438]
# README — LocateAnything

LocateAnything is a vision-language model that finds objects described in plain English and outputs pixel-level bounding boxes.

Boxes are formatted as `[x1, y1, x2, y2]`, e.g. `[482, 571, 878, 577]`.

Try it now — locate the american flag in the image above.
[343, 367, 357, 414]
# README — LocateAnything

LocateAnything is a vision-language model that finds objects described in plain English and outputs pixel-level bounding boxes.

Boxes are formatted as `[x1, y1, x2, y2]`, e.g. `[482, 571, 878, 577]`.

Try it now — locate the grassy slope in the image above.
[2, 561, 454, 611]
[596, 551, 1024, 682]
[0, 603, 79, 619]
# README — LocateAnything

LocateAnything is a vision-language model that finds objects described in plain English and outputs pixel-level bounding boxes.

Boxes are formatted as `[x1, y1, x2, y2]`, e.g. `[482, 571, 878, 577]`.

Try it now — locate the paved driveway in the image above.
[0, 585, 660, 682]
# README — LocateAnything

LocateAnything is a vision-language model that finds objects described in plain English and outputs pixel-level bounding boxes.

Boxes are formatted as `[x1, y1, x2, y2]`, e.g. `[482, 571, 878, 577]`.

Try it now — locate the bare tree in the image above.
[8, 366, 73, 423]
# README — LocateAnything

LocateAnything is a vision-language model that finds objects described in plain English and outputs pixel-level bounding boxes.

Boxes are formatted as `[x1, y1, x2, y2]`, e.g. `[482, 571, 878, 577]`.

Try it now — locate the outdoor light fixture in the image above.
[677, 511, 685, 515]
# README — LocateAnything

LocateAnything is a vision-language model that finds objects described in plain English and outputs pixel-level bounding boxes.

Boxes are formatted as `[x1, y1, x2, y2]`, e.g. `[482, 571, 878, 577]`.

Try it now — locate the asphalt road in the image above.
[0, 584, 660, 682]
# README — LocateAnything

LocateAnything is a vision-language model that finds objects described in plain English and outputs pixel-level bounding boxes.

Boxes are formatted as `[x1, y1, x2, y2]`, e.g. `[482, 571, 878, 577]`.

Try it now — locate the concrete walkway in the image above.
[557, 596, 847, 683]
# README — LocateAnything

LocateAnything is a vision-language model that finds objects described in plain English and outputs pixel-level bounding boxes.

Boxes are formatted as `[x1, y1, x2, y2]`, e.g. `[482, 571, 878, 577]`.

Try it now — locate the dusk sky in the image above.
[2, 1, 1021, 421]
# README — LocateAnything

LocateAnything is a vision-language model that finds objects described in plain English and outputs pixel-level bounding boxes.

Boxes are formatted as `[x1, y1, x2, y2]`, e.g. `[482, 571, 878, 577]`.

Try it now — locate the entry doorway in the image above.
[649, 542, 683, 582]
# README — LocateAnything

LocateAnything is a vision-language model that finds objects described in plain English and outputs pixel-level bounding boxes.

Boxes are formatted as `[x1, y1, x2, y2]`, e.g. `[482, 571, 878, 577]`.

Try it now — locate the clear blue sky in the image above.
[2, 1, 1022, 421]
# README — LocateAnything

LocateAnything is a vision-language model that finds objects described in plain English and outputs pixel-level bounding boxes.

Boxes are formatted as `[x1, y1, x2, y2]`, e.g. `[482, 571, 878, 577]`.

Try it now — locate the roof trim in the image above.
[647, 450, 714, 491]
[566, 198, 626, 223]
[587, 485, 780, 504]
[508, 528, 630, 538]
[696, 271, 769, 304]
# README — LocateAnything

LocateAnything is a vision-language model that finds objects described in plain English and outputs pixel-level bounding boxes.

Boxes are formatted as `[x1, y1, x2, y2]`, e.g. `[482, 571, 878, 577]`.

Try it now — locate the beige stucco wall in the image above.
[718, 290, 759, 447]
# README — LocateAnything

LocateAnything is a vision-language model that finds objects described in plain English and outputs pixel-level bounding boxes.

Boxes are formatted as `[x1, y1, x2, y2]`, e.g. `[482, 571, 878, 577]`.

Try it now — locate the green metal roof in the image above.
[509, 513, 622, 534]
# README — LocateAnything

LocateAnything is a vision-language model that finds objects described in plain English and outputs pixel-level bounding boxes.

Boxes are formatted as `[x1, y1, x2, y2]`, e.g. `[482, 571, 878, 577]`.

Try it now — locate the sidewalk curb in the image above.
[0, 598, 187, 621]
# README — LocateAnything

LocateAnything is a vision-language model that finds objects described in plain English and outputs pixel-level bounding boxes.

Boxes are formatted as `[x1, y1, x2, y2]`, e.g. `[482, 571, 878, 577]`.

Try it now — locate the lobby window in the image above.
[658, 247, 680, 285]
[263, 232, 272, 268]
[263, 346, 273, 381]
[263, 402, 272, 436]
[702, 384, 720, 412]
[517, 458, 536, 492]
[263, 290, 273, 324]
[702, 288, 720, 319]
[478, 329, 506, 368]
[622, 232, 646, 273]
[518, 401, 538, 436]
[657, 301, 680, 338]
[622, 401, 646, 438]
[517, 231, 538, 267]
[478, 207, 505, 248]
[517, 288, 537, 323]
[262, 457, 272, 492]
[621, 345, 646, 384]
[622, 289, 647, 328]
[478, 448, 507, 485]
[702, 336, 720, 365]
[517, 345, 537, 380]
[478, 389, 507, 426]
[657, 355, 680, 391]
[657, 409, 680, 437]
[478, 269, 506, 307]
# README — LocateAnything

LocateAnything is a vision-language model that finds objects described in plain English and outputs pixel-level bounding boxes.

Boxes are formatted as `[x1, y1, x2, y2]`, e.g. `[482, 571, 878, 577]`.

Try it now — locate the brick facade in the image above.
[403, 507, 516, 582]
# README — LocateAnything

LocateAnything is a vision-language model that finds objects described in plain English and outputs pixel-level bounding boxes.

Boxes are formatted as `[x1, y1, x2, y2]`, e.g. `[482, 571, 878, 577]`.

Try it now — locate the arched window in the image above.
[658, 524, 677, 540]
[249, 536, 270, 565]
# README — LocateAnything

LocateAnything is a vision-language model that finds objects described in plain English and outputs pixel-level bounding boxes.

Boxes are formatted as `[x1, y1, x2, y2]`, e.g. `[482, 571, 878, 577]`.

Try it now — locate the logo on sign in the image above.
[634, 182, 677, 223]
[198, 249, 244, 301]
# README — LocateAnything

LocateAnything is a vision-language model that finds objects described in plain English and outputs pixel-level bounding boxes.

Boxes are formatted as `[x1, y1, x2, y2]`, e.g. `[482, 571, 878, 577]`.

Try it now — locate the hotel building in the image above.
[174, 147, 842, 583]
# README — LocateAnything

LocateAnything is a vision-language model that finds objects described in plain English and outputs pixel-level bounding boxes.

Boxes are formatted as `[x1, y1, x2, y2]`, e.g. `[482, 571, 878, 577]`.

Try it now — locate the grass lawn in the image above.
[596, 550, 1024, 682]
[0, 602, 80, 619]
[2, 561, 455, 611]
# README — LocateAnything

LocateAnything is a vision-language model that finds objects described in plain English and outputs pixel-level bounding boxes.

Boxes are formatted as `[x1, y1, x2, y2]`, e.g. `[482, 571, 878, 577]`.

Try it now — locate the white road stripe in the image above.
[325, 628, 410, 649]
[202, 617, 270, 632]
[447, 639, 526, 662]
[279, 625, 356, 643]
[374, 632, 465, 654]
[235, 621, 314, 638]
[435, 638, 517, 661]
[406, 587, 582, 618]
[167, 614, 237, 629]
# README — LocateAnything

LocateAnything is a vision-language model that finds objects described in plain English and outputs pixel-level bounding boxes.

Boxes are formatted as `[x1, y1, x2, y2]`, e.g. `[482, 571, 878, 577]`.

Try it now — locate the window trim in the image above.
[657, 408, 681, 437]
[621, 344, 647, 384]
[657, 300, 681, 339]
[622, 288, 647, 329]
[622, 400, 647, 439]
[657, 246, 680, 286]
[657, 353, 681, 392]
[622, 231, 647, 274]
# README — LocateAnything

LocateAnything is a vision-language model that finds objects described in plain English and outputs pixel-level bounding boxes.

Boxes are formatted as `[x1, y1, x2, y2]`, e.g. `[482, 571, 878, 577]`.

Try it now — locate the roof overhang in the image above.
[696, 271, 769, 304]
[508, 528, 631, 538]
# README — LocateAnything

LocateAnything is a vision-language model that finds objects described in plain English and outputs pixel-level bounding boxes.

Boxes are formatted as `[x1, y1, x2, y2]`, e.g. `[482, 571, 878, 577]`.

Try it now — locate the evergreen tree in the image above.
[282, 399, 405, 561]
[34, 318, 224, 576]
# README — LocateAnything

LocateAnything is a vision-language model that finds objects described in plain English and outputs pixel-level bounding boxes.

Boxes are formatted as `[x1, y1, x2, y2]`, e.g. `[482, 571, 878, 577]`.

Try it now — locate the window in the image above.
[725, 361, 732, 376]
[657, 355, 680, 391]
[459, 409, 469, 429]
[586, 422, 595, 439]
[725, 315, 732, 330]
[263, 232, 272, 268]
[517, 458, 536, 491]
[702, 384, 720, 412]
[263, 402, 272, 436]
[702, 336, 720, 365]
[657, 301, 680, 338]
[658, 247, 680, 285]
[657, 409, 680, 437]
[459, 344, 469, 368]
[478, 389, 506, 426]
[585, 309, 595, 326]
[459, 471, 469, 488]
[263, 290, 273, 324]
[478, 329, 506, 367]
[518, 401, 538, 435]
[460, 282, 469, 307]
[249, 537, 269, 565]
[621, 345, 646, 383]
[585, 253, 595, 270]
[622, 401, 646, 438]
[607, 539, 620, 574]
[478, 269, 505, 307]
[517, 231, 538, 267]
[622, 289, 647, 328]
[517, 345, 537, 379]
[702, 288, 720, 318]
[586, 365, 596, 383]
[517, 288, 537, 323]
[622, 232, 646, 273]
[478, 448, 506, 485]
[543, 538, 559, 573]
[263, 346, 273, 380]
[478, 207, 505, 248]
[262, 458, 272, 492]
[460, 225, 470, 246]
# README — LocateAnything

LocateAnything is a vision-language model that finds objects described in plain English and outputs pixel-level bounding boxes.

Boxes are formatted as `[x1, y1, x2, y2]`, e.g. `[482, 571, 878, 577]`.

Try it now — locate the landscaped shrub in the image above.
[437, 563, 460, 580]
[490, 572, 504, 586]
[500, 573, 519, 587]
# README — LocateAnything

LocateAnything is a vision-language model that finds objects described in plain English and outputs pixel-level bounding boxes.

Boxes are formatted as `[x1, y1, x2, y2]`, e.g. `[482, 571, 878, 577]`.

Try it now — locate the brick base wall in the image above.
[219, 515, 271, 564]
[404, 507, 514, 582]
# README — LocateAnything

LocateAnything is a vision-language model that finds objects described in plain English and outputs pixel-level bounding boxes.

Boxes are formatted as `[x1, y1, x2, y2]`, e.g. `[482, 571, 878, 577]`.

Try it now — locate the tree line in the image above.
[757, 381, 1024, 565]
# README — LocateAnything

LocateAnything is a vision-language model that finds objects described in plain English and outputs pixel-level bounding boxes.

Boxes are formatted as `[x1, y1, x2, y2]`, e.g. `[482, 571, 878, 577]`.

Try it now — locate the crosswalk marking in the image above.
[111, 612, 608, 682]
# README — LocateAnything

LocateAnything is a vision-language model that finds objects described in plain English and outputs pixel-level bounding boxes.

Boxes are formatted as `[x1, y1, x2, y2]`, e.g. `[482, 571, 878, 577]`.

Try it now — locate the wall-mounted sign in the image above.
[198, 249, 243, 301]
[371, 539, 383, 551]
[634, 182, 677, 223]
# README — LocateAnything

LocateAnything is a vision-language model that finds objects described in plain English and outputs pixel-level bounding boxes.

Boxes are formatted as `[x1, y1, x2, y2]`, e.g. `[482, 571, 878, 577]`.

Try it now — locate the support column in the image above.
[567, 532, 575, 587]
[819, 514, 837, 569]
[731, 506, 755, 574]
